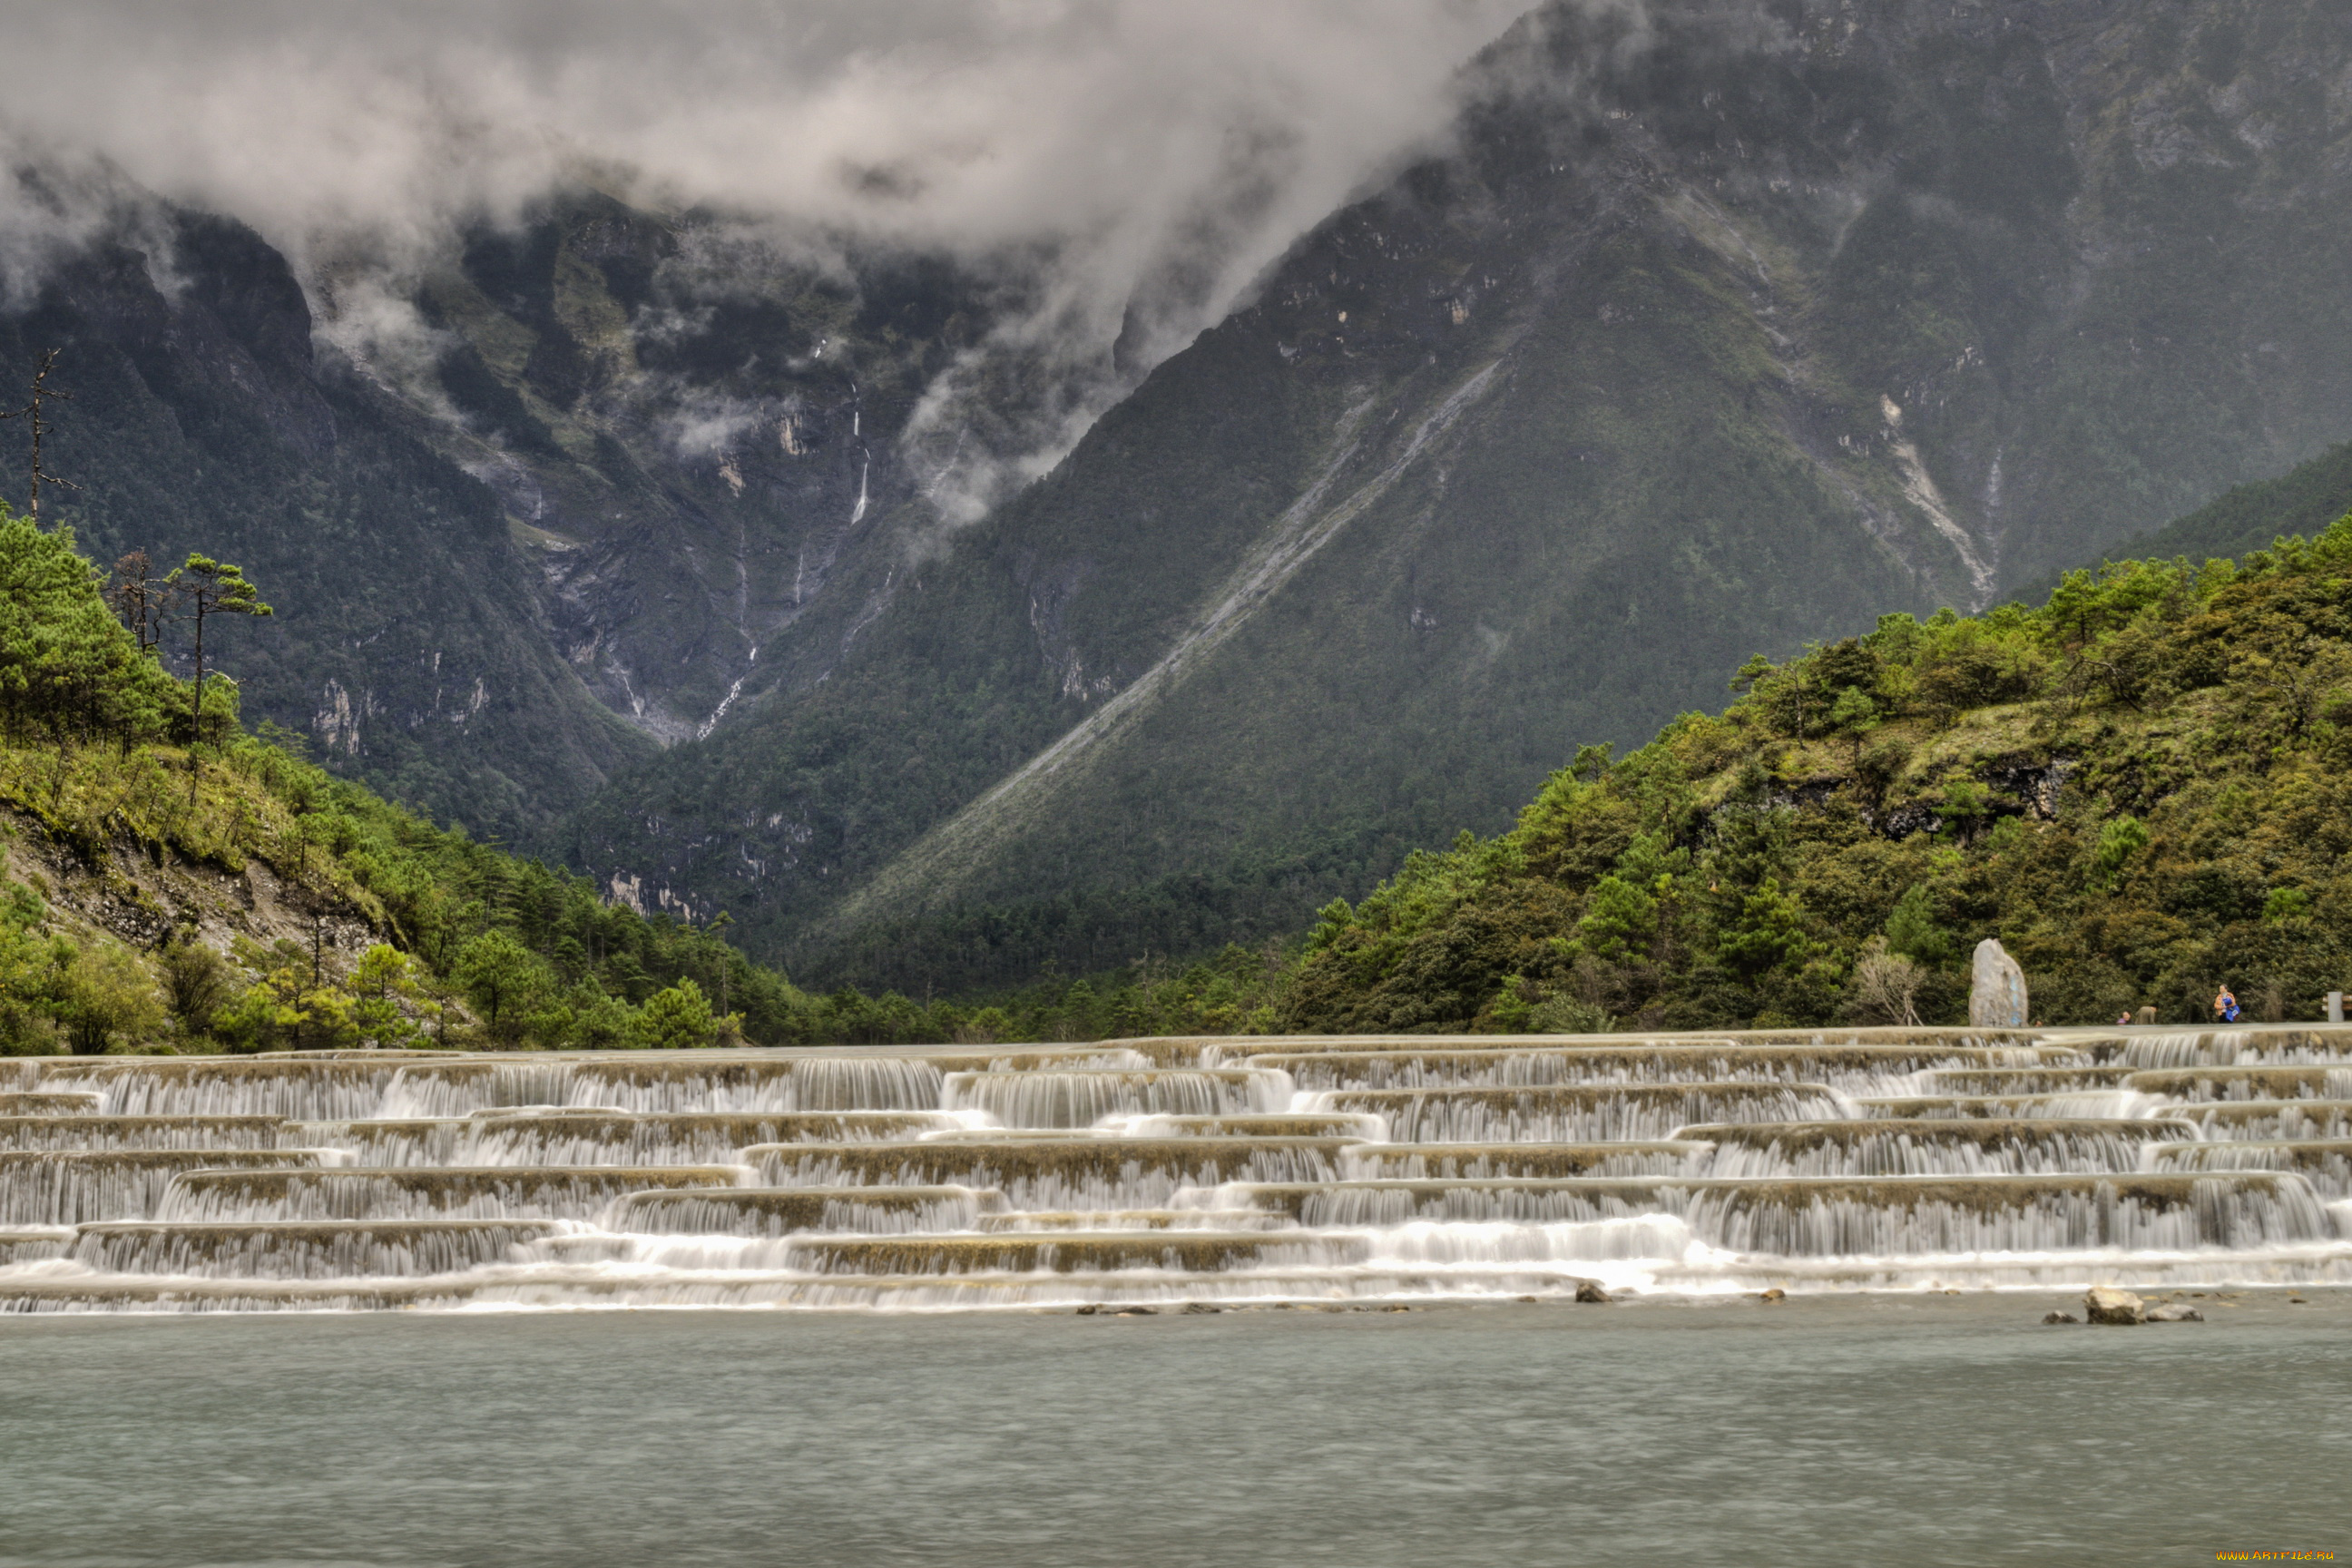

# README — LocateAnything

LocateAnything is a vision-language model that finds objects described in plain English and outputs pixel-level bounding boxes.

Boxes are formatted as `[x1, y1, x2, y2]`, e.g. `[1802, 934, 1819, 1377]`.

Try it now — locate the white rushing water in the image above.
[5, 1028, 2352, 1310]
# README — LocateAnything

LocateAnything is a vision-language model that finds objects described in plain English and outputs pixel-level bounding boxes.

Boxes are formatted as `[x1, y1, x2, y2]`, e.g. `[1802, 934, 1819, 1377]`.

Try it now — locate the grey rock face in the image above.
[1971, 939, 2030, 1028]
[2146, 1304, 2205, 1322]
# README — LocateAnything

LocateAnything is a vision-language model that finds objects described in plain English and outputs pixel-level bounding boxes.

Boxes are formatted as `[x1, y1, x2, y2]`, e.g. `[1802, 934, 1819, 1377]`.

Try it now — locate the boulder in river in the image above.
[2042, 1311, 2079, 1324]
[2146, 1304, 2204, 1322]
[1970, 939, 2029, 1028]
[2084, 1286, 2145, 1325]
[1575, 1279, 1613, 1304]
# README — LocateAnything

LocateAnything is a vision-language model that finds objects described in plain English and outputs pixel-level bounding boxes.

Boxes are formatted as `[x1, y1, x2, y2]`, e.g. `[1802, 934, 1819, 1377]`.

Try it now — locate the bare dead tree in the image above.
[1852, 936, 1925, 1026]
[0, 349, 81, 520]
[108, 551, 173, 653]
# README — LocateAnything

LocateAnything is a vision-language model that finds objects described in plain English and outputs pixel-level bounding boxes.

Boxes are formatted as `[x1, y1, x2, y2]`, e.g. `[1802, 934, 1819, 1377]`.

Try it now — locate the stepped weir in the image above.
[4, 1027, 2349, 1311]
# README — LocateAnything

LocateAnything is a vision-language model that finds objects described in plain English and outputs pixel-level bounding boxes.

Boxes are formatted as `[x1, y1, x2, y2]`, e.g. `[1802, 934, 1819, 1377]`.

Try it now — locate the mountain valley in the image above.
[9, 0, 2352, 996]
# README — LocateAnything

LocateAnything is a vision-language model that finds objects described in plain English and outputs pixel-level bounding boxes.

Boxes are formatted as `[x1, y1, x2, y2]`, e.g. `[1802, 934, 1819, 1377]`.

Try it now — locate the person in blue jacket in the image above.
[2212, 985, 2240, 1024]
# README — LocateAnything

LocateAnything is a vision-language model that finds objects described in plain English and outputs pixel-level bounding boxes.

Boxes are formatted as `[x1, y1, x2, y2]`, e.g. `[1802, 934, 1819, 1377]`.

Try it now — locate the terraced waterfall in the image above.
[4, 1028, 2350, 1311]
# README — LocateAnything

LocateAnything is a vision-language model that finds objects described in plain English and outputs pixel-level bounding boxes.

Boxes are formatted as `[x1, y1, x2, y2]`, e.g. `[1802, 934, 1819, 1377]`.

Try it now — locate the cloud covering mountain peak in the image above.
[7, 2, 1523, 348]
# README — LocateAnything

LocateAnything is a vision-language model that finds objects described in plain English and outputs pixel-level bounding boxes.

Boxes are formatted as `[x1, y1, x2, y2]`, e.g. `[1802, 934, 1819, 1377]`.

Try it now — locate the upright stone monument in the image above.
[1970, 937, 2029, 1027]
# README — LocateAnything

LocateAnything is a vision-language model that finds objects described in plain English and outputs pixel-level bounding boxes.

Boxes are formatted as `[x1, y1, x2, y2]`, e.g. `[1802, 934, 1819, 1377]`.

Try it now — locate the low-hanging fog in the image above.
[3, 1, 1532, 514]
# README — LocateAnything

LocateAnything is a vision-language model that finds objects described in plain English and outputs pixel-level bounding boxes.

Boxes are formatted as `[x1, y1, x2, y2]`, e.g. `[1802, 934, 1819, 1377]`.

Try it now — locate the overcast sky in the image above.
[6, 2, 1524, 300]
[1, 1, 1533, 516]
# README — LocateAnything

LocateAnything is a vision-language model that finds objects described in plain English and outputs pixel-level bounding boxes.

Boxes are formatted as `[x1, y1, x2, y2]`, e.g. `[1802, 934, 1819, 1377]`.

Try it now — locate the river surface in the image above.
[3, 1291, 2344, 1568]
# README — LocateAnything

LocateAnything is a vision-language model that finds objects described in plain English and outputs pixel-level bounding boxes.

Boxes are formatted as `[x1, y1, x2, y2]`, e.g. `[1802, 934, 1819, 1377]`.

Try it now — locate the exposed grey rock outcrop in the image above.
[1971, 940, 2030, 1028]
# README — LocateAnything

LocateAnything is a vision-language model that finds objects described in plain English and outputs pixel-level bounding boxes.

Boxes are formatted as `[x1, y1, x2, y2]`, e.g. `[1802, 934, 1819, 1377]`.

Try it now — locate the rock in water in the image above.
[1970, 938, 2029, 1028]
[1575, 1280, 1613, 1304]
[2042, 1311, 2079, 1324]
[2085, 1287, 2146, 1325]
[2146, 1304, 2204, 1322]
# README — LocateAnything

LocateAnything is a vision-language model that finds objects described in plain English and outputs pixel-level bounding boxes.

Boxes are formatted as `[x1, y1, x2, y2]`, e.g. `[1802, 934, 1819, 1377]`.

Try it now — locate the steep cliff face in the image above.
[404, 200, 1015, 750]
[563, 0, 2352, 988]
[0, 211, 649, 836]
[0, 189, 1022, 841]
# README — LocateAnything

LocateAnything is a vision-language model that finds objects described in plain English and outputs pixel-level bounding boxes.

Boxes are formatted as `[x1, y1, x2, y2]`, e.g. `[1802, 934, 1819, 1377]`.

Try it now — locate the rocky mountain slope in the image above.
[11, 0, 2352, 997]
[0, 187, 1024, 848]
[564, 0, 2352, 989]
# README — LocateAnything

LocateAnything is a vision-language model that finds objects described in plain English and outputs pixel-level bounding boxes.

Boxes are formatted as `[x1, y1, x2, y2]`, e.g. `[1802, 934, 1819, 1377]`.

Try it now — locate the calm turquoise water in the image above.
[2, 1294, 2344, 1568]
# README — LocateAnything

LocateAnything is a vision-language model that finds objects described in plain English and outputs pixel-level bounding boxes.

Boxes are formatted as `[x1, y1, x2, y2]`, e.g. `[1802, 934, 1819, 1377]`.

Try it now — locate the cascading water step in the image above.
[1674, 1118, 2202, 1177]
[1311, 1083, 1848, 1141]
[941, 1069, 1288, 1127]
[2157, 1101, 2352, 1139]
[1249, 1044, 2063, 1093]
[2122, 1067, 2352, 1102]
[1641, 1250, 2352, 1292]
[1, 1150, 333, 1225]
[67, 1218, 570, 1279]
[1339, 1142, 1710, 1179]
[5, 1032, 2349, 1312]
[974, 1209, 1300, 1231]
[0, 1116, 293, 1152]
[2117, 1030, 2352, 1068]
[747, 1137, 1359, 1208]
[1923, 1068, 2140, 1093]
[0, 1279, 456, 1313]
[786, 1232, 1353, 1276]
[2150, 1139, 2352, 1198]
[1178, 1028, 2063, 1056]
[1848, 1093, 2178, 1121]
[1100, 1113, 1384, 1139]
[612, 1187, 999, 1236]
[0, 1093, 105, 1115]
[161, 1165, 751, 1221]
[300, 1111, 971, 1168]
[0, 1226, 73, 1263]
[1230, 1173, 2337, 1251]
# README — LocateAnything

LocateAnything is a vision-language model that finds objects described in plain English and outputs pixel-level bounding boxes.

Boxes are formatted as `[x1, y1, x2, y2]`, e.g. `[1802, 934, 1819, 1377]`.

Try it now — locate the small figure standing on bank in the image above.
[2213, 985, 2240, 1024]
[2116, 1010, 2133, 1025]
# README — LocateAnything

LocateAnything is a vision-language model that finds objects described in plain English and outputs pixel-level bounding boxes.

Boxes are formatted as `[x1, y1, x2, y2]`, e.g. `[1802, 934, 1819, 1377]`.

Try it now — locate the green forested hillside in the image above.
[2096, 436, 2352, 570]
[1276, 516, 2352, 1031]
[26, 485, 2350, 1051]
[0, 509, 808, 1054]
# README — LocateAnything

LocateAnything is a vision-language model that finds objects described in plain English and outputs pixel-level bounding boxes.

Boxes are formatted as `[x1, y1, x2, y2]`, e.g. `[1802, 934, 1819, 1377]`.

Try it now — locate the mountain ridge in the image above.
[568, 0, 2352, 991]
